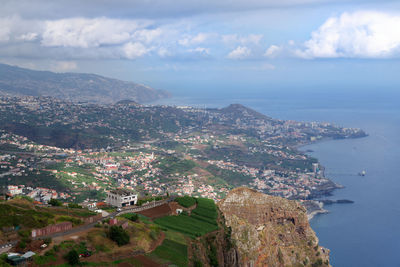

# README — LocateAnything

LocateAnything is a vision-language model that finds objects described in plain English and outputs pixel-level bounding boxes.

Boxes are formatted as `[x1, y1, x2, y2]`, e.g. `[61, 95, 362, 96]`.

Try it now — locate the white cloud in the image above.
[18, 32, 38, 41]
[41, 17, 147, 48]
[188, 47, 210, 55]
[297, 11, 400, 58]
[157, 47, 171, 58]
[0, 18, 11, 42]
[123, 42, 151, 59]
[264, 45, 282, 58]
[222, 34, 263, 45]
[132, 28, 163, 44]
[178, 33, 214, 46]
[227, 46, 251, 59]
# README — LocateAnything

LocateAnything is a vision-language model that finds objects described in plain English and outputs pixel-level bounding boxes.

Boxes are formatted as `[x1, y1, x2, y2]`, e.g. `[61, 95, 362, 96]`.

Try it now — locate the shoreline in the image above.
[302, 200, 329, 221]
[298, 134, 367, 220]
[308, 207, 329, 221]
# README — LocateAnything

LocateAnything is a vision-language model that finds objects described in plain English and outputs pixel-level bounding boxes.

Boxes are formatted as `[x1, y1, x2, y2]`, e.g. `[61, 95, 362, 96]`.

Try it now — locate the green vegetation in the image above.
[56, 216, 82, 226]
[0, 143, 25, 152]
[206, 165, 253, 186]
[120, 213, 139, 222]
[155, 215, 218, 238]
[150, 239, 188, 267]
[48, 198, 63, 206]
[68, 203, 82, 209]
[0, 200, 97, 233]
[157, 156, 196, 175]
[65, 249, 80, 266]
[192, 198, 218, 223]
[154, 198, 218, 238]
[33, 253, 57, 265]
[311, 258, 324, 267]
[137, 214, 152, 224]
[0, 202, 54, 228]
[0, 253, 11, 267]
[175, 196, 196, 208]
[108, 225, 130, 246]
[13, 195, 33, 202]
[206, 237, 218, 267]
[0, 170, 67, 192]
[43, 206, 97, 218]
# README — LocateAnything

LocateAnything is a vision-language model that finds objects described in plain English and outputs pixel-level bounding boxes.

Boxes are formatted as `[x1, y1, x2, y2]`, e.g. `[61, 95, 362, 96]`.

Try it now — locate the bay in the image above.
[153, 89, 400, 266]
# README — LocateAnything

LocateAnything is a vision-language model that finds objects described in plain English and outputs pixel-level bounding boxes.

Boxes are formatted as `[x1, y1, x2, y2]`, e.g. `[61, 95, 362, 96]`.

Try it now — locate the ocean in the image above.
[153, 89, 400, 267]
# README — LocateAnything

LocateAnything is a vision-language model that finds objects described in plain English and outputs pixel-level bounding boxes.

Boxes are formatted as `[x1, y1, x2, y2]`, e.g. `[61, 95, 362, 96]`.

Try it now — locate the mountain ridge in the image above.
[0, 63, 170, 104]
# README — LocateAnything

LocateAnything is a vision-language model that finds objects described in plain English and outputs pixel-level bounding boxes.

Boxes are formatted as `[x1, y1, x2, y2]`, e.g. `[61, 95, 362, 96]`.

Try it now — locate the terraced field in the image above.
[154, 198, 219, 238]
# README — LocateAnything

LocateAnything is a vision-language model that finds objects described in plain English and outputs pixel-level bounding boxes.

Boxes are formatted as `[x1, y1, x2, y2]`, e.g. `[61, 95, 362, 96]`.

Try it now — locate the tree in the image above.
[48, 199, 62, 206]
[65, 249, 80, 266]
[108, 226, 130, 246]
[125, 213, 138, 222]
[68, 203, 82, 209]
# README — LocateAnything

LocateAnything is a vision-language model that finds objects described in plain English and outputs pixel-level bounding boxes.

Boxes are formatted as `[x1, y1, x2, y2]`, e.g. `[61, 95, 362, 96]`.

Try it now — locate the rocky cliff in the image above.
[219, 187, 330, 267]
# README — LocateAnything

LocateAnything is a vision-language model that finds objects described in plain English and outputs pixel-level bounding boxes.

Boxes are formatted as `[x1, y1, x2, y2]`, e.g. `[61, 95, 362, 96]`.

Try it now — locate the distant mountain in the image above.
[0, 63, 170, 104]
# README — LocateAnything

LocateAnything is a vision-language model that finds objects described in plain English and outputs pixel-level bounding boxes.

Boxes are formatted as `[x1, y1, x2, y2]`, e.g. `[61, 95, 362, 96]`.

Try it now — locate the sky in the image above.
[1, 0, 400, 96]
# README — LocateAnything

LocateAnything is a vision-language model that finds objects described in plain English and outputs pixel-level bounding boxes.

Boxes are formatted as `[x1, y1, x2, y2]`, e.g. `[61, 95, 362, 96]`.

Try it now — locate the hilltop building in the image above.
[106, 189, 138, 207]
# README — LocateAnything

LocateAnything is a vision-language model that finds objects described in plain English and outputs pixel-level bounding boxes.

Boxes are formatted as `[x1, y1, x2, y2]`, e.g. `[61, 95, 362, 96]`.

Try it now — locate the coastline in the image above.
[308, 208, 329, 221]
[298, 134, 367, 219]
[302, 200, 329, 221]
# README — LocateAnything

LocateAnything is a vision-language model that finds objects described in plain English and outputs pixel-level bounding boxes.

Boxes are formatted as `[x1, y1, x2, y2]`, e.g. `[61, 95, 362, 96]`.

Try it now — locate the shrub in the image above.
[208, 242, 218, 267]
[44, 250, 55, 257]
[18, 229, 31, 239]
[194, 260, 203, 267]
[48, 199, 62, 206]
[18, 240, 26, 249]
[65, 249, 80, 266]
[108, 226, 130, 246]
[0, 253, 11, 267]
[311, 258, 323, 267]
[121, 213, 138, 222]
[68, 203, 82, 209]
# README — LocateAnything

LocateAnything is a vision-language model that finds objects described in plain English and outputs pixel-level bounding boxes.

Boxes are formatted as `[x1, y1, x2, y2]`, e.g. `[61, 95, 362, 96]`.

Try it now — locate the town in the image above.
[0, 96, 365, 267]
[0, 96, 366, 205]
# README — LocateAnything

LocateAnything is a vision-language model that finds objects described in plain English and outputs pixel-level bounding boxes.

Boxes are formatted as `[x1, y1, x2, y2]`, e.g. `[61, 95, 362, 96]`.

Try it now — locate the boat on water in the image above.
[358, 170, 366, 176]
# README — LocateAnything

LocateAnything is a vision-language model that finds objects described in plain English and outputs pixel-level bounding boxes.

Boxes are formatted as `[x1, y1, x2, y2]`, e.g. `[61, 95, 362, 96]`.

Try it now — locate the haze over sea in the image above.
[154, 88, 400, 267]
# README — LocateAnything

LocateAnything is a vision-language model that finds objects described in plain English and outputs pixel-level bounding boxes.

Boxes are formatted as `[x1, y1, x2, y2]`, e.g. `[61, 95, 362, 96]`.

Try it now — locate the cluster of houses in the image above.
[6, 185, 70, 203]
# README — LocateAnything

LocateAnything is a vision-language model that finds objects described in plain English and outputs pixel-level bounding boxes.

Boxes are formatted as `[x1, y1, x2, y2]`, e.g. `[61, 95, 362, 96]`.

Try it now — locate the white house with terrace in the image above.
[106, 189, 138, 207]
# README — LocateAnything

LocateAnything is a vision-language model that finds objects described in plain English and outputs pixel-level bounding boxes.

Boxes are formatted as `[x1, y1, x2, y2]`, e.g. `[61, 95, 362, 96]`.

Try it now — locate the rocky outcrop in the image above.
[219, 187, 330, 267]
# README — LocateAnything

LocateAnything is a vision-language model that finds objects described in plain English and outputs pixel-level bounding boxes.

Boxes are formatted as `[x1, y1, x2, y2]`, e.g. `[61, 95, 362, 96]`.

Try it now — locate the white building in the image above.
[106, 189, 138, 207]
[7, 185, 23, 196]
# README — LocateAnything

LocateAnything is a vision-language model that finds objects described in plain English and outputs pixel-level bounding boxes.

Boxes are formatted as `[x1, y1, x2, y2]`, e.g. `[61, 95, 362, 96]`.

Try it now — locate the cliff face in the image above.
[219, 187, 330, 267]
